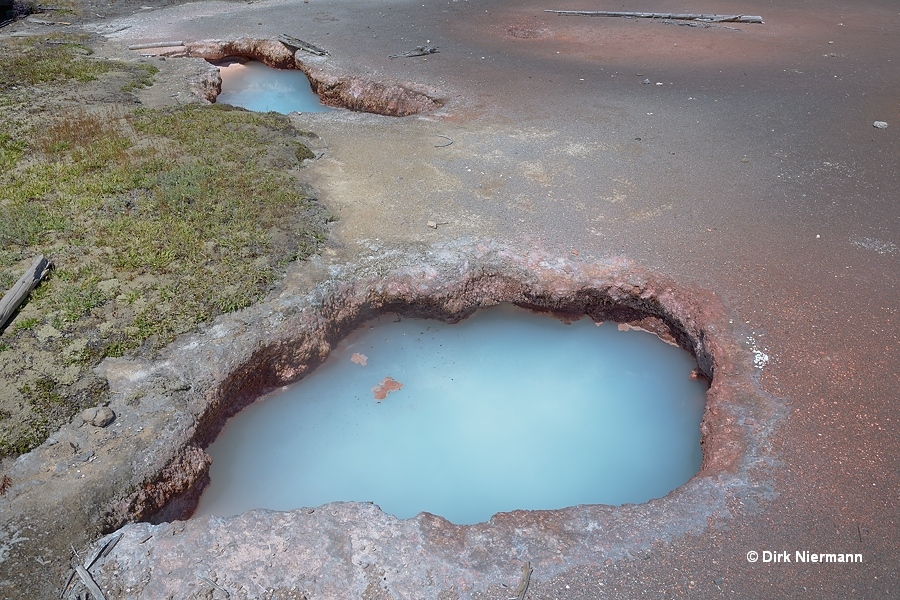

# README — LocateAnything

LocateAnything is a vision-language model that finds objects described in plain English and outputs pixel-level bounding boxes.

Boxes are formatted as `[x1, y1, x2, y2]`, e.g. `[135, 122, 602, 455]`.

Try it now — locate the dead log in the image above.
[278, 34, 329, 56]
[126, 41, 185, 50]
[389, 45, 439, 59]
[24, 16, 72, 25]
[0, 255, 51, 332]
[544, 10, 763, 23]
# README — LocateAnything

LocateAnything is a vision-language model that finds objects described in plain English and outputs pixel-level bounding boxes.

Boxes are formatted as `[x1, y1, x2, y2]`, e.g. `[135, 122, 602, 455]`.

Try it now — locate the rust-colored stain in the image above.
[372, 376, 402, 401]
[351, 352, 368, 366]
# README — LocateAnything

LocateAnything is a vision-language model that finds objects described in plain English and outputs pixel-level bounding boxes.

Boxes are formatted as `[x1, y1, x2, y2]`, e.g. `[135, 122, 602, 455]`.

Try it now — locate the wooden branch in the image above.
[512, 561, 532, 600]
[278, 34, 329, 56]
[126, 41, 185, 50]
[0, 255, 51, 332]
[544, 10, 763, 23]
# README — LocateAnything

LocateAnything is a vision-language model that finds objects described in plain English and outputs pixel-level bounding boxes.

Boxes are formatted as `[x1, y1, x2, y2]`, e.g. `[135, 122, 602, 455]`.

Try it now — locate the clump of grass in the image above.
[121, 63, 159, 92]
[48, 265, 107, 325]
[14, 317, 40, 331]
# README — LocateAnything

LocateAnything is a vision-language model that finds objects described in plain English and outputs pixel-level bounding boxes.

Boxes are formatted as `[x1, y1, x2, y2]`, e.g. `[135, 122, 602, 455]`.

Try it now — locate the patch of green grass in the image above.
[121, 63, 159, 92]
[0, 72, 331, 457]
[21, 376, 63, 408]
[0, 375, 66, 456]
[0, 36, 113, 89]
[47, 266, 107, 325]
[0, 200, 69, 247]
[12, 0, 81, 18]
[0, 131, 25, 171]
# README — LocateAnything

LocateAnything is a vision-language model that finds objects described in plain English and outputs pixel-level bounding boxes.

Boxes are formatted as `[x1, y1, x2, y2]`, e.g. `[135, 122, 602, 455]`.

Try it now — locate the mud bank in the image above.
[182, 37, 442, 116]
[19, 240, 782, 599]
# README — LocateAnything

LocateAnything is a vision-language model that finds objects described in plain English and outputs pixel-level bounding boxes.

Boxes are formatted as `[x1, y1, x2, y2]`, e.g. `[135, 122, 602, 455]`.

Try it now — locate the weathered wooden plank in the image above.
[544, 10, 764, 23]
[278, 34, 329, 56]
[126, 41, 185, 50]
[0, 255, 51, 331]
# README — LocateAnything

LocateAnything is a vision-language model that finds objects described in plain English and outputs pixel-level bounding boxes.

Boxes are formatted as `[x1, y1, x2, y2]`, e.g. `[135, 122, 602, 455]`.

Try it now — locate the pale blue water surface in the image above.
[215, 60, 334, 114]
[194, 305, 708, 524]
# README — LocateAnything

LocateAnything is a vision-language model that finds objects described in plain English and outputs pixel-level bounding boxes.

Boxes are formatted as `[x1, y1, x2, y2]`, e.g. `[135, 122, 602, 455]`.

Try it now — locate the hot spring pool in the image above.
[193, 305, 708, 524]
[215, 60, 334, 114]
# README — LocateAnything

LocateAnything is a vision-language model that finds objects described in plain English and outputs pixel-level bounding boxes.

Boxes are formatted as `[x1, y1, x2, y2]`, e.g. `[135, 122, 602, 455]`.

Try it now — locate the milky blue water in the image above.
[215, 60, 334, 114]
[194, 305, 708, 524]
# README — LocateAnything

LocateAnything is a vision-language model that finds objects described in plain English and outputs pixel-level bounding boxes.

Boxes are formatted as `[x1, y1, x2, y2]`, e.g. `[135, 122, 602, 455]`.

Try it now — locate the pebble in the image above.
[81, 406, 116, 427]
[873, 121, 888, 129]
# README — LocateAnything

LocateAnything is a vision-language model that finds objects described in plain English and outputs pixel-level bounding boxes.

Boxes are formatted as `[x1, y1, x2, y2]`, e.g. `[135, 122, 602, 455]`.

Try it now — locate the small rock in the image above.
[642, 78, 651, 84]
[873, 121, 888, 129]
[426, 220, 438, 229]
[81, 407, 115, 427]
[73, 451, 94, 463]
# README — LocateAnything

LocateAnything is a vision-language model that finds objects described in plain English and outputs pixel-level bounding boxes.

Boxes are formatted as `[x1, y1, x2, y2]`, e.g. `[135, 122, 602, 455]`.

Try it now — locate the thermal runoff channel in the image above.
[195, 305, 708, 524]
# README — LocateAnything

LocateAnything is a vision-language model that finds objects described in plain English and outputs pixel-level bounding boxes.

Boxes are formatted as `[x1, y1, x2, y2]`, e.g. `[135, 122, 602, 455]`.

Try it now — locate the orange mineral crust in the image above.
[372, 376, 403, 401]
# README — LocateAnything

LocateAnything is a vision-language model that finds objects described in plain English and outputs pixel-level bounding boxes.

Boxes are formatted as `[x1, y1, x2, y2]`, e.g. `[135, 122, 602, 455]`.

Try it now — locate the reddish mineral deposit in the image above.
[351, 353, 368, 366]
[372, 376, 403, 401]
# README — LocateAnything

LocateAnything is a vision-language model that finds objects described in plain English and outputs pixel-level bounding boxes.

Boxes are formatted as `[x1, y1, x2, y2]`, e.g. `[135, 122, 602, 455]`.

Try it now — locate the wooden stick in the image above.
[126, 41, 185, 50]
[196, 574, 231, 598]
[84, 533, 122, 571]
[512, 560, 532, 600]
[278, 34, 329, 56]
[0, 255, 51, 332]
[544, 10, 763, 23]
[74, 565, 106, 600]
[24, 17, 73, 25]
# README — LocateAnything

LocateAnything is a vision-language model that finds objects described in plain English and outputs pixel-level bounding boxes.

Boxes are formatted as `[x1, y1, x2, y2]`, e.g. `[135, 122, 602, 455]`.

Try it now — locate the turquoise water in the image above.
[194, 305, 708, 524]
[215, 60, 334, 114]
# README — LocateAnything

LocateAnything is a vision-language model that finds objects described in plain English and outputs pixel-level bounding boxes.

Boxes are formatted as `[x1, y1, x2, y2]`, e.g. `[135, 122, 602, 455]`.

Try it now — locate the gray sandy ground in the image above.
[3, 0, 899, 598]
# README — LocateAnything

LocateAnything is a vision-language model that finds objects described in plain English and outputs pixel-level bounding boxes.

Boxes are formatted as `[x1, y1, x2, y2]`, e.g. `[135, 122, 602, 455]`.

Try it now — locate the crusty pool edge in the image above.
[49, 240, 782, 598]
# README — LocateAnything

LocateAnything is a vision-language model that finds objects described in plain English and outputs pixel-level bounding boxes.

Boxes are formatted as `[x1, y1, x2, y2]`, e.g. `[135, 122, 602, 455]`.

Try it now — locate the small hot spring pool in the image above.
[193, 305, 708, 524]
[214, 60, 334, 114]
